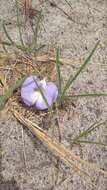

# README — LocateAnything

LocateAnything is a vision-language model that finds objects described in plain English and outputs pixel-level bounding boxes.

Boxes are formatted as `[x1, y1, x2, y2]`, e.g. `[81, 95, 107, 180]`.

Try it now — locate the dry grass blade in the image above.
[13, 110, 107, 177]
[0, 52, 81, 66]
[13, 110, 90, 178]
[21, 0, 32, 15]
[35, 55, 78, 65]
[0, 74, 7, 89]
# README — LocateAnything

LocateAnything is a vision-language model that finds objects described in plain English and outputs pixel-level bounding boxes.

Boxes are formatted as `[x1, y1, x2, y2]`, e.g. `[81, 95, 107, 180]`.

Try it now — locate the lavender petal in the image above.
[35, 91, 53, 110]
[21, 76, 40, 106]
[45, 82, 58, 102]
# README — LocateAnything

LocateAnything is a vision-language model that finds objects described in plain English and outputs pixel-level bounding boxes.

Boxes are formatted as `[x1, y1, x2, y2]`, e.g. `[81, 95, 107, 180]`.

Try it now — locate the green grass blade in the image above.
[0, 77, 25, 110]
[74, 140, 107, 146]
[61, 40, 100, 99]
[3, 21, 23, 50]
[16, 0, 25, 47]
[2, 10, 43, 54]
[1, 41, 12, 46]
[34, 12, 42, 53]
[64, 0, 72, 9]
[3, 21, 16, 45]
[72, 121, 105, 142]
[30, 11, 42, 56]
[64, 93, 107, 100]
[1, 40, 43, 54]
[55, 48, 62, 96]
[2, 21, 33, 53]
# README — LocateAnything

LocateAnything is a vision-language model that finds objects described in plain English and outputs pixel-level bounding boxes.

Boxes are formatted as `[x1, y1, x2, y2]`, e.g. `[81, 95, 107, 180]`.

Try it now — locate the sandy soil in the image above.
[0, 0, 107, 190]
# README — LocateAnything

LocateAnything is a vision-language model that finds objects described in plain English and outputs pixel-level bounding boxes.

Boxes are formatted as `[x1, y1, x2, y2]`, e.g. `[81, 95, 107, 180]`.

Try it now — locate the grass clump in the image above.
[55, 40, 107, 105]
[1, 0, 44, 55]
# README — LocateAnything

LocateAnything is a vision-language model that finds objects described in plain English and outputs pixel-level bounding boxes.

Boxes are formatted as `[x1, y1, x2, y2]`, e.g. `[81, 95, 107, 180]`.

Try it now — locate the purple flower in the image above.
[21, 75, 58, 110]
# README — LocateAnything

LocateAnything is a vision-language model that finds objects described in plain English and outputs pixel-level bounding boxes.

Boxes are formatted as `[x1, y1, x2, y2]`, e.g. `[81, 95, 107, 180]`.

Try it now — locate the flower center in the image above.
[31, 90, 43, 104]
[31, 78, 47, 105]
